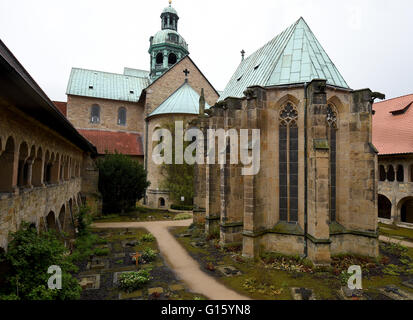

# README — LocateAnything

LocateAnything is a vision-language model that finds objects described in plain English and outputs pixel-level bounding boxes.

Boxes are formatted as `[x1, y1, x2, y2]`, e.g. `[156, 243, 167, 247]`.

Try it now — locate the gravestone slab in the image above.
[216, 265, 241, 277]
[113, 253, 126, 259]
[340, 286, 364, 300]
[122, 240, 140, 248]
[87, 257, 109, 270]
[402, 278, 413, 289]
[169, 284, 185, 292]
[190, 241, 207, 249]
[379, 285, 413, 300]
[119, 290, 143, 300]
[148, 287, 164, 295]
[290, 287, 316, 300]
[79, 274, 100, 290]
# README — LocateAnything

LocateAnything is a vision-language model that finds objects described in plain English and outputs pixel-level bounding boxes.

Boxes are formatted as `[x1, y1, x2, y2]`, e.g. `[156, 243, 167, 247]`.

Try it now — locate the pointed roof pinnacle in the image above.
[219, 17, 349, 100]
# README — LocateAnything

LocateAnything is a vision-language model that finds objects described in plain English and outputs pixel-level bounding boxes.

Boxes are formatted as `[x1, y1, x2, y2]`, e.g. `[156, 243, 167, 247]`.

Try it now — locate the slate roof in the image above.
[219, 17, 349, 100]
[66, 67, 150, 102]
[78, 130, 144, 156]
[373, 94, 413, 155]
[148, 80, 211, 117]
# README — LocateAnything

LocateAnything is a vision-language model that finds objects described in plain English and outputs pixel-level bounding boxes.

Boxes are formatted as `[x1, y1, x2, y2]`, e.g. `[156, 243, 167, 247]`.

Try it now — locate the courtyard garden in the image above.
[73, 227, 205, 300]
[169, 223, 413, 300]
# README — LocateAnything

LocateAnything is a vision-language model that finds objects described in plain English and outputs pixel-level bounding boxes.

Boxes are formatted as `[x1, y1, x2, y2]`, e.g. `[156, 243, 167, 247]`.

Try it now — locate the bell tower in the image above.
[149, 1, 189, 81]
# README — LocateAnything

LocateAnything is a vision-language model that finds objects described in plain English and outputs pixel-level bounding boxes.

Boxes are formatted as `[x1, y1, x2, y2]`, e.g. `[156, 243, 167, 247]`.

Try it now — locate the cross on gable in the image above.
[183, 69, 190, 77]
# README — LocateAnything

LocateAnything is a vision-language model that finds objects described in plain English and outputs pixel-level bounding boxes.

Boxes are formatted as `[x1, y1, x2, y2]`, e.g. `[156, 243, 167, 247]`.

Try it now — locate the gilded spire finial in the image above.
[169, 0, 172, 6]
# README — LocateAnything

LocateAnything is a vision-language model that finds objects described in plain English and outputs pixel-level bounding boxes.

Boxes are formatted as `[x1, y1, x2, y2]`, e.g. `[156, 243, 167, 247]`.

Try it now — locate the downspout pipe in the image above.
[304, 82, 309, 258]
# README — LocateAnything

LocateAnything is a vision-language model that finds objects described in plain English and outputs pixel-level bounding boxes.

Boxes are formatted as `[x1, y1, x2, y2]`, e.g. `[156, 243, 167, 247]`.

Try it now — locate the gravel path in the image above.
[91, 220, 250, 300]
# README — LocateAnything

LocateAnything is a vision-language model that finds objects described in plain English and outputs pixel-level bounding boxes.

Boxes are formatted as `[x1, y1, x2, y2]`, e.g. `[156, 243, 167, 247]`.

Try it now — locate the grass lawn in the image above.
[379, 223, 413, 242]
[171, 225, 413, 300]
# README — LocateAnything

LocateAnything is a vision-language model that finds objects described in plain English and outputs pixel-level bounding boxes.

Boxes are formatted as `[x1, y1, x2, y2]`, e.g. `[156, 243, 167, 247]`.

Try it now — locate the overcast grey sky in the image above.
[0, 0, 412, 101]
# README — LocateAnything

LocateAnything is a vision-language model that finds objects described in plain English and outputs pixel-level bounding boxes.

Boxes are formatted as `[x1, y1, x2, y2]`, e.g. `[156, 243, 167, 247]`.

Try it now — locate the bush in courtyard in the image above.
[75, 205, 92, 236]
[0, 223, 81, 300]
[97, 153, 150, 214]
[94, 248, 110, 256]
[171, 204, 194, 211]
[173, 213, 193, 221]
[140, 233, 156, 243]
[118, 269, 151, 292]
[140, 247, 157, 263]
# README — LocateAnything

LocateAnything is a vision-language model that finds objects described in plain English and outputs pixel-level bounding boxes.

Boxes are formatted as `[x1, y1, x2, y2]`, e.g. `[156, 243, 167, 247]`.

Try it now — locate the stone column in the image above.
[218, 99, 245, 247]
[26, 159, 34, 189]
[241, 89, 264, 258]
[193, 117, 207, 226]
[205, 108, 223, 236]
[306, 80, 331, 265]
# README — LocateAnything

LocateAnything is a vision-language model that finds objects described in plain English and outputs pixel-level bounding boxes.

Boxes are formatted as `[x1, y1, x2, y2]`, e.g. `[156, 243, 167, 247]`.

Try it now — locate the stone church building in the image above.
[60, 2, 219, 209]
[193, 17, 384, 264]
[1, 1, 400, 266]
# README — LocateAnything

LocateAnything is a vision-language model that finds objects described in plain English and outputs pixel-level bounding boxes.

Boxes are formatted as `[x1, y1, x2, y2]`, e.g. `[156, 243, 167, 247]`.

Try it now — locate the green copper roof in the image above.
[162, 5, 178, 15]
[219, 17, 349, 101]
[123, 67, 150, 78]
[152, 29, 188, 50]
[66, 68, 150, 102]
[149, 81, 210, 117]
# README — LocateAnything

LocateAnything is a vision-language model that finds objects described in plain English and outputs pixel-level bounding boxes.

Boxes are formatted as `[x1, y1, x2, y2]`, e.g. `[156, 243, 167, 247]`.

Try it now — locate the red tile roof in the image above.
[53, 101, 67, 116]
[373, 94, 413, 155]
[78, 130, 144, 156]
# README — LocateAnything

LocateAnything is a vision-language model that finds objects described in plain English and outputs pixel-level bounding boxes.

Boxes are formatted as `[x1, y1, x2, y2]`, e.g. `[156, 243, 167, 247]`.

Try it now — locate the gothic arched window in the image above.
[327, 104, 338, 222]
[118, 107, 127, 126]
[279, 103, 298, 222]
[91, 104, 100, 124]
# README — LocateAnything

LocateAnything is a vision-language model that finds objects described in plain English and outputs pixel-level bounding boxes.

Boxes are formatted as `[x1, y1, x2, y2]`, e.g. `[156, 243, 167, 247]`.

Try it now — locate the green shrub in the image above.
[75, 206, 92, 236]
[339, 270, 352, 286]
[0, 294, 20, 300]
[141, 248, 157, 262]
[97, 153, 150, 214]
[94, 248, 110, 256]
[118, 269, 151, 292]
[173, 213, 193, 221]
[0, 223, 81, 300]
[140, 233, 156, 243]
[171, 204, 194, 211]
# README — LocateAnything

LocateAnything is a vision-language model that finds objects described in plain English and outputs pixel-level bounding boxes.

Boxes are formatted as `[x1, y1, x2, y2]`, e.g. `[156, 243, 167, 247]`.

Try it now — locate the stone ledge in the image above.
[242, 222, 304, 238]
[306, 233, 331, 244]
[205, 216, 220, 221]
[329, 223, 378, 239]
[220, 222, 243, 228]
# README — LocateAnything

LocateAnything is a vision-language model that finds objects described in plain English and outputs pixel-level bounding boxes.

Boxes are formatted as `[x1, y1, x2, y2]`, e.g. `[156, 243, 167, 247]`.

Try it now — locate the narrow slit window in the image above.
[118, 107, 127, 126]
[91, 104, 100, 124]
[279, 103, 298, 222]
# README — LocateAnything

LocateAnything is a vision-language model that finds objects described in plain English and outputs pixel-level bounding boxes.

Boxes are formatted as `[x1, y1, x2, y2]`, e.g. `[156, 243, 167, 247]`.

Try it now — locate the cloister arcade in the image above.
[378, 160, 413, 225]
